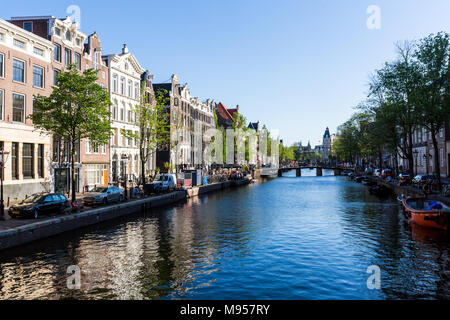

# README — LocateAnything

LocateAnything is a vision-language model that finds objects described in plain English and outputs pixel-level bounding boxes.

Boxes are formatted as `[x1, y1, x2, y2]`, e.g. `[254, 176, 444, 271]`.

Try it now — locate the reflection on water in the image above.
[0, 169, 449, 300]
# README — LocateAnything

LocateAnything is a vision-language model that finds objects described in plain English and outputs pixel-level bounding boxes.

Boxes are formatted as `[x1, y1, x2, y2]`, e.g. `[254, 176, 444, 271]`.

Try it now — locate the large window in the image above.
[12, 93, 25, 123]
[22, 143, 34, 179]
[64, 48, 72, 67]
[54, 44, 61, 62]
[112, 74, 118, 93]
[120, 78, 125, 95]
[128, 80, 132, 97]
[53, 69, 60, 86]
[13, 59, 25, 83]
[33, 65, 44, 88]
[0, 89, 3, 121]
[38, 144, 44, 178]
[85, 164, 107, 185]
[11, 142, 18, 180]
[0, 53, 4, 77]
[74, 53, 81, 70]
[0, 141, 3, 180]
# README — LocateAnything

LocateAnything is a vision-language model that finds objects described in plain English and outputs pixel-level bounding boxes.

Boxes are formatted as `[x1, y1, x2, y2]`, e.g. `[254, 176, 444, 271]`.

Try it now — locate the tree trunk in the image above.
[71, 140, 76, 204]
[431, 134, 442, 190]
[141, 159, 146, 185]
[378, 151, 383, 170]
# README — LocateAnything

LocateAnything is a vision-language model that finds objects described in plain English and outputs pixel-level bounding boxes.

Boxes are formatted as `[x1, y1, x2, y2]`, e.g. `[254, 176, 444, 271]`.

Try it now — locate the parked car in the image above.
[9, 193, 71, 219]
[83, 186, 124, 206]
[145, 174, 177, 194]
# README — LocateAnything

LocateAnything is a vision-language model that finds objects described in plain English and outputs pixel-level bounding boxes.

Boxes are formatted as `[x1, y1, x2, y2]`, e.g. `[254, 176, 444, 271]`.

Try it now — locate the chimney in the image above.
[122, 44, 129, 54]
[236, 105, 240, 113]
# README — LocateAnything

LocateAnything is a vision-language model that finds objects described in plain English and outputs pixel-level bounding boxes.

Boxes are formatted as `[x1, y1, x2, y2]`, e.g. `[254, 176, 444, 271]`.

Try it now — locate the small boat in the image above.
[402, 198, 450, 230]
[355, 176, 365, 183]
[362, 178, 376, 186]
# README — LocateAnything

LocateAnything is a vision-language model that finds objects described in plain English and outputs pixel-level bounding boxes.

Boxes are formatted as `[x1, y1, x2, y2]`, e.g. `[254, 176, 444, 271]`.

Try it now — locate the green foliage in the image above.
[121, 85, 170, 183]
[30, 65, 112, 202]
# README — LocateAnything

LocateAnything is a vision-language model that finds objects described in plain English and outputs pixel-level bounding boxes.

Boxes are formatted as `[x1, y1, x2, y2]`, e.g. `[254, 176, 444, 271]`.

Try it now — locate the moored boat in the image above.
[402, 198, 450, 230]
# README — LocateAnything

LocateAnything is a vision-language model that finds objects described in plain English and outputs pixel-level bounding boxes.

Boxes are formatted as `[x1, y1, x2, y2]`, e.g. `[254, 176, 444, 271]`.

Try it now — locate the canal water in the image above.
[0, 169, 449, 300]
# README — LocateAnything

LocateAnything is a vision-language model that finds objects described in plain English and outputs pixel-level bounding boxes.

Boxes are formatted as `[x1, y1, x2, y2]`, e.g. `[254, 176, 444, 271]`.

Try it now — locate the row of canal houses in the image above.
[0, 15, 245, 200]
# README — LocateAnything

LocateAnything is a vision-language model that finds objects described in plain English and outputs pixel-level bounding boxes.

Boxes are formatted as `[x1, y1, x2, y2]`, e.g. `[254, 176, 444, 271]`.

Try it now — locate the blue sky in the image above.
[4, 0, 450, 146]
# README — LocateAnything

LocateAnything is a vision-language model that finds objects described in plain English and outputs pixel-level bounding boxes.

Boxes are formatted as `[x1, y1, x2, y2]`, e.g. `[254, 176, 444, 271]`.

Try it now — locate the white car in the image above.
[152, 174, 177, 193]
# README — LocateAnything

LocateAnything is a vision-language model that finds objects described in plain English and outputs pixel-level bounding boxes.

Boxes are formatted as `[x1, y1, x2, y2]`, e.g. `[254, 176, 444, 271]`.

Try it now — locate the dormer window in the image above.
[54, 28, 61, 36]
[23, 22, 33, 32]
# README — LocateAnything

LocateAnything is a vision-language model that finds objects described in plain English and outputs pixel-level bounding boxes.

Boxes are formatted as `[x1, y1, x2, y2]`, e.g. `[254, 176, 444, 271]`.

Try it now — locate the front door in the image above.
[55, 169, 69, 194]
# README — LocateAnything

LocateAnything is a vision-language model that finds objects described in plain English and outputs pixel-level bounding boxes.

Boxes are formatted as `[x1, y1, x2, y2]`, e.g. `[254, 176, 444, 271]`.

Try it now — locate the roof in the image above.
[153, 83, 172, 93]
[248, 122, 260, 131]
[323, 127, 331, 139]
[216, 102, 234, 120]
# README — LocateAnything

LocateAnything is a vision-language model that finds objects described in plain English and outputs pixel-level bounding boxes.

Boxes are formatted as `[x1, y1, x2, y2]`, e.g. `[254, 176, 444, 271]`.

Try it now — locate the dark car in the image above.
[9, 193, 71, 219]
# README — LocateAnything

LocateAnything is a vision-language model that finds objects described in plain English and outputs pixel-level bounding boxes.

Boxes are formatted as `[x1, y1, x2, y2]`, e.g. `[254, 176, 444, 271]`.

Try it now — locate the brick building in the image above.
[10, 16, 111, 192]
[0, 18, 54, 200]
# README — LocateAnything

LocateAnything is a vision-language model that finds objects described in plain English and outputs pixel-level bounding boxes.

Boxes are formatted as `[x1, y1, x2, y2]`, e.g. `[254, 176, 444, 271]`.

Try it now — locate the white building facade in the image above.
[103, 45, 145, 183]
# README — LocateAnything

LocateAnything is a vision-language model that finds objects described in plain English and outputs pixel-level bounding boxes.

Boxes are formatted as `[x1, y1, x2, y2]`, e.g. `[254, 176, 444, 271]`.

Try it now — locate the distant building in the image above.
[215, 103, 239, 129]
[323, 127, 332, 160]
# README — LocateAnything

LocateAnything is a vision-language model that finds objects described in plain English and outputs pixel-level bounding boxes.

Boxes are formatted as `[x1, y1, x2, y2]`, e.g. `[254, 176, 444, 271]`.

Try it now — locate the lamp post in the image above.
[0, 149, 10, 221]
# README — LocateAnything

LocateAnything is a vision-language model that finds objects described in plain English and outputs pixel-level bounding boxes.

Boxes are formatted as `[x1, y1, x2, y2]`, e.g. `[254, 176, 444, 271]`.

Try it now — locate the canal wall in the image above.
[0, 191, 186, 251]
[0, 178, 253, 251]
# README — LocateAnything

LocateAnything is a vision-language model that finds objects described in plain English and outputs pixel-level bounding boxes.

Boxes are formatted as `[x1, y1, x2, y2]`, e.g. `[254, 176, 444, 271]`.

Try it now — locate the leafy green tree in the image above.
[414, 32, 450, 188]
[121, 86, 170, 184]
[31, 65, 111, 203]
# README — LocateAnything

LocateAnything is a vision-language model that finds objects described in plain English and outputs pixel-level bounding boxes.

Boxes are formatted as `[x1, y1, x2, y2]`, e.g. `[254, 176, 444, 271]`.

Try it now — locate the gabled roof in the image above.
[216, 102, 234, 120]
[248, 122, 260, 131]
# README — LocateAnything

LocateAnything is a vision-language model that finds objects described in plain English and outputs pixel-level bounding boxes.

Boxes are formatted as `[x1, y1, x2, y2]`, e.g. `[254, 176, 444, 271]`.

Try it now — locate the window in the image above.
[0, 33, 3, 41]
[120, 107, 124, 121]
[33, 65, 44, 88]
[53, 69, 60, 86]
[128, 80, 132, 97]
[85, 164, 107, 185]
[441, 149, 444, 168]
[54, 44, 61, 62]
[93, 50, 98, 70]
[13, 39, 25, 49]
[0, 53, 3, 77]
[33, 47, 44, 56]
[65, 31, 71, 41]
[54, 28, 61, 36]
[0, 89, 3, 120]
[64, 48, 72, 67]
[13, 59, 25, 83]
[13, 93, 25, 122]
[120, 78, 125, 95]
[76, 38, 81, 47]
[112, 102, 118, 120]
[112, 74, 118, 93]
[135, 82, 139, 99]
[74, 53, 81, 70]
[23, 22, 33, 32]
[11, 142, 18, 180]
[23, 143, 34, 179]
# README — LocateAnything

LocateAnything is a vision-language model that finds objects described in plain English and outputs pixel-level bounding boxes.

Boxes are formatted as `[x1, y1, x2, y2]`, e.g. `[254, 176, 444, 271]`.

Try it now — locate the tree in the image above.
[31, 65, 112, 203]
[121, 86, 170, 184]
[414, 32, 450, 188]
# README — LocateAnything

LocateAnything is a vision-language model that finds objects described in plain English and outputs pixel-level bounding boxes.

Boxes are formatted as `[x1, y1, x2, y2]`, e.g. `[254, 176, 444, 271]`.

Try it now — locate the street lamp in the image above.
[0, 149, 10, 221]
[423, 153, 432, 175]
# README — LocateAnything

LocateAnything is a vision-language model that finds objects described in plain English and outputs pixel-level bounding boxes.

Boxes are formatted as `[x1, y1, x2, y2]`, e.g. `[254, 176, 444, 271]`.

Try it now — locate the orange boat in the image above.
[402, 198, 450, 230]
